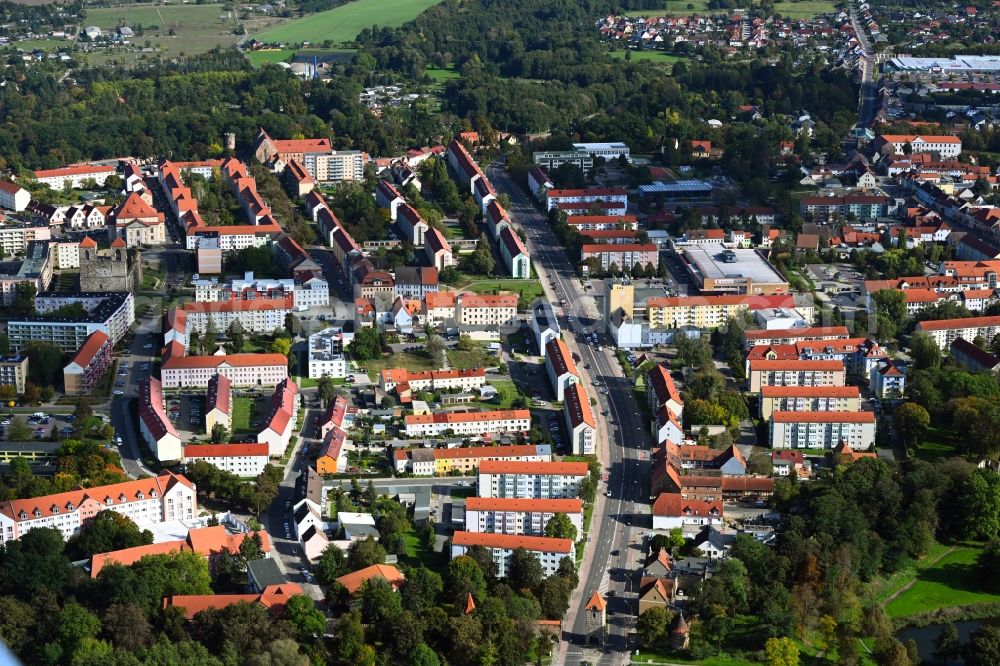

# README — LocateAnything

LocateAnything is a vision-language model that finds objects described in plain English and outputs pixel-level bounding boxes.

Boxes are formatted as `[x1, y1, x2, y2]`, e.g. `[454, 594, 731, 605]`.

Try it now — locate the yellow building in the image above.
[647, 294, 795, 329]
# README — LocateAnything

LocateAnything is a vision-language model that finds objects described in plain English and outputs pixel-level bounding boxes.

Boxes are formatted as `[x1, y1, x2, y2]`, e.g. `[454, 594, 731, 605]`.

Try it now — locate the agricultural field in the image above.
[610, 49, 687, 70]
[253, 0, 445, 46]
[772, 1, 837, 18]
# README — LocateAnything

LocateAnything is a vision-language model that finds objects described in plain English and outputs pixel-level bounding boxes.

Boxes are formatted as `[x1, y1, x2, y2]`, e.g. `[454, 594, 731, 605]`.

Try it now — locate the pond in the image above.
[897, 620, 985, 664]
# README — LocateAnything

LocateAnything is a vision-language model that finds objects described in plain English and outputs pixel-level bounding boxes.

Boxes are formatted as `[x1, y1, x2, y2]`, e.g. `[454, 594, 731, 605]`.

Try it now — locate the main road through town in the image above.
[487, 160, 652, 665]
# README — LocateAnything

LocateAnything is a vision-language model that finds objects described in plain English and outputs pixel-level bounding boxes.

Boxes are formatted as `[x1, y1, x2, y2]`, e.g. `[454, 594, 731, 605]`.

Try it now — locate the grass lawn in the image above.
[296, 376, 345, 389]
[402, 525, 443, 569]
[140, 269, 165, 290]
[773, 0, 837, 18]
[866, 541, 951, 606]
[426, 66, 460, 82]
[83, 4, 253, 61]
[915, 425, 960, 461]
[246, 49, 294, 66]
[576, 501, 594, 561]
[610, 49, 688, 70]
[446, 346, 496, 370]
[253, 0, 445, 45]
[490, 379, 520, 409]
[460, 279, 545, 303]
[885, 544, 1000, 618]
[231, 397, 255, 433]
[365, 350, 439, 378]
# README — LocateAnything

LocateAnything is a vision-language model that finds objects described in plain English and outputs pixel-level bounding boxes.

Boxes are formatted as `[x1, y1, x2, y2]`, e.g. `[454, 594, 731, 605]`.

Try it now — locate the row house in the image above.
[392, 443, 550, 476]
[403, 409, 531, 438]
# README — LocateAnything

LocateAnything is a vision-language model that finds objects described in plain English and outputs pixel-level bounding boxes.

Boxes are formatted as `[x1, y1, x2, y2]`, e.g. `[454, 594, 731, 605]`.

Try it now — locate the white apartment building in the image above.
[392, 444, 551, 476]
[194, 272, 329, 309]
[182, 443, 270, 477]
[877, 134, 962, 159]
[477, 460, 589, 499]
[161, 353, 289, 389]
[545, 188, 629, 215]
[464, 497, 584, 539]
[8, 291, 135, 352]
[380, 367, 486, 394]
[52, 241, 80, 269]
[544, 338, 580, 402]
[914, 315, 1000, 351]
[307, 327, 350, 379]
[456, 293, 518, 327]
[0, 474, 196, 543]
[181, 298, 294, 335]
[769, 411, 877, 450]
[450, 531, 573, 578]
[572, 142, 630, 162]
[396, 203, 429, 246]
[0, 181, 30, 212]
[563, 383, 596, 456]
[375, 180, 405, 221]
[33, 164, 116, 190]
[0, 224, 52, 257]
[403, 409, 531, 437]
[747, 359, 846, 393]
[305, 150, 364, 182]
[758, 385, 862, 420]
[185, 228, 275, 252]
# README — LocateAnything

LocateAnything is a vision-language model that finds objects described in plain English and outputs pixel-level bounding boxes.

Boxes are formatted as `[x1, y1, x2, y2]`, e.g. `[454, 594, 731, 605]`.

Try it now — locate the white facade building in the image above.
[477, 460, 589, 499]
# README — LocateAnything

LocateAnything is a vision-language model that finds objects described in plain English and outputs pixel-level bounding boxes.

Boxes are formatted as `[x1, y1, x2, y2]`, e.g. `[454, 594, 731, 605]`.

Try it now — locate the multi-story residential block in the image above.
[160, 349, 289, 389]
[394, 266, 439, 300]
[913, 315, 1000, 351]
[870, 360, 906, 399]
[0, 222, 51, 257]
[447, 139, 485, 194]
[308, 151, 365, 182]
[474, 176, 497, 215]
[0, 473, 196, 543]
[375, 179, 405, 221]
[62, 331, 111, 396]
[423, 290, 457, 326]
[800, 195, 891, 221]
[139, 377, 182, 462]
[581, 243, 658, 272]
[464, 497, 584, 540]
[486, 200, 511, 239]
[532, 301, 560, 357]
[648, 294, 795, 330]
[566, 215, 638, 232]
[758, 385, 862, 420]
[477, 460, 589, 499]
[545, 338, 580, 402]
[456, 293, 518, 327]
[403, 409, 531, 438]
[181, 297, 294, 335]
[205, 373, 233, 435]
[769, 411, 877, 450]
[646, 364, 683, 422]
[257, 379, 299, 457]
[748, 359, 845, 392]
[0, 242, 51, 308]
[499, 226, 531, 279]
[380, 367, 486, 395]
[950, 337, 1000, 374]
[563, 382, 596, 455]
[0, 181, 29, 212]
[182, 443, 270, 477]
[652, 494, 723, 531]
[450, 531, 573, 577]
[392, 443, 551, 476]
[194, 272, 329, 309]
[527, 167, 554, 200]
[307, 327, 350, 379]
[546, 188, 629, 216]
[0, 355, 28, 395]
[8, 291, 134, 352]
[743, 326, 850, 348]
[873, 134, 962, 158]
[424, 227, 453, 272]
[33, 164, 116, 190]
[396, 203, 429, 246]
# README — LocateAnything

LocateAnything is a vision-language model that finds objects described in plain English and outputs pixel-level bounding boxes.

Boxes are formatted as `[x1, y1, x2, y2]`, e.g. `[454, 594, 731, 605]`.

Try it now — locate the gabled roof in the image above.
[66, 330, 110, 369]
[545, 338, 580, 378]
[335, 564, 405, 595]
[564, 382, 596, 429]
[586, 591, 607, 611]
[452, 531, 573, 554]
[478, 460, 588, 476]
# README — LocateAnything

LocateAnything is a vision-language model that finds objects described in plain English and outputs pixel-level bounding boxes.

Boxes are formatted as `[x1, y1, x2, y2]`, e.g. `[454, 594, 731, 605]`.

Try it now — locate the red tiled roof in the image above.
[464, 497, 583, 513]
[34, 164, 115, 179]
[451, 531, 573, 553]
[67, 330, 110, 368]
[164, 583, 302, 619]
[564, 382, 596, 429]
[545, 338, 580, 378]
[771, 411, 876, 423]
[405, 409, 530, 426]
[916, 315, 1000, 331]
[652, 493, 723, 518]
[744, 326, 849, 340]
[749, 359, 845, 371]
[162, 353, 288, 370]
[207, 373, 232, 415]
[759, 385, 860, 398]
[335, 564, 404, 595]
[183, 443, 269, 459]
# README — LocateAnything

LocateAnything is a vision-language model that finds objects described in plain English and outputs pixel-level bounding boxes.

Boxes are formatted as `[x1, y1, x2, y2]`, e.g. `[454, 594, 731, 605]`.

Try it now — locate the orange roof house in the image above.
[335, 564, 405, 596]
[164, 583, 303, 620]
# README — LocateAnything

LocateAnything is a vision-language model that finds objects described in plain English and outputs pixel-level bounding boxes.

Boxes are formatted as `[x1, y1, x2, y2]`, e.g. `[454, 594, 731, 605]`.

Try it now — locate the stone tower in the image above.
[585, 591, 607, 645]
[224, 132, 236, 151]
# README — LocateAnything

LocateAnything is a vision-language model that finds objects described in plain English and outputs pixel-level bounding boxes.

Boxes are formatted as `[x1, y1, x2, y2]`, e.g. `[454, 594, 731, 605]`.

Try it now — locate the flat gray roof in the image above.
[683, 243, 786, 284]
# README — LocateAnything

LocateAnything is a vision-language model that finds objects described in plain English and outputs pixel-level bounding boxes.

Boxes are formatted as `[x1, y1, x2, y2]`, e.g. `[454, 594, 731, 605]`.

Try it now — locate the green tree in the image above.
[360, 577, 403, 624]
[637, 606, 672, 646]
[894, 402, 930, 450]
[871, 290, 907, 340]
[211, 423, 230, 443]
[965, 626, 1000, 666]
[537, 574, 573, 619]
[578, 476, 596, 502]
[102, 603, 153, 651]
[445, 555, 487, 605]
[315, 543, 348, 587]
[55, 602, 101, 657]
[544, 513, 578, 541]
[401, 566, 443, 613]
[461, 234, 496, 275]
[284, 594, 326, 641]
[959, 469, 1000, 541]
[933, 623, 962, 664]
[765, 637, 800, 666]
[347, 535, 387, 571]
[409, 643, 441, 666]
[508, 547, 544, 591]
[350, 326, 384, 361]
[11, 282, 36, 315]
[69, 511, 153, 558]
[270, 337, 292, 357]
[910, 332, 941, 370]
[317, 376, 336, 408]
[227, 320, 245, 353]
[0, 595, 36, 654]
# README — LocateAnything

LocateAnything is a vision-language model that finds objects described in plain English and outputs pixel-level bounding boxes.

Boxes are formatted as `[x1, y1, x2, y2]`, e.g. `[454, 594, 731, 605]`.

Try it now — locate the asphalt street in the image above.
[488, 161, 651, 665]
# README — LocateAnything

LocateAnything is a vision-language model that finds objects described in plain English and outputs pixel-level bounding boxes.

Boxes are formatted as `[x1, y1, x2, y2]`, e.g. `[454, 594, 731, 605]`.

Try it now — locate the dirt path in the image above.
[880, 546, 956, 607]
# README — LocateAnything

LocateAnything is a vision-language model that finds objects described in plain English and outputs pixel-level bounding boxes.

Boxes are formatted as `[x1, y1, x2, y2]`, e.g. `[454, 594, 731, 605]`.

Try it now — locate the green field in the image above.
[885, 545, 1000, 618]
[611, 50, 687, 70]
[231, 397, 255, 433]
[624, 0, 834, 17]
[253, 0, 445, 46]
[365, 350, 439, 378]
[426, 66, 460, 82]
[446, 346, 497, 370]
[246, 49, 295, 66]
[461, 279, 544, 303]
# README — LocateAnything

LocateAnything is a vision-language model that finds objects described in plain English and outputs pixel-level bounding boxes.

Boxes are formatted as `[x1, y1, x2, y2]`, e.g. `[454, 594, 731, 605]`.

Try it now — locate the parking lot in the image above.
[166, 392, 207, 437]
[0, 411, 78, 441]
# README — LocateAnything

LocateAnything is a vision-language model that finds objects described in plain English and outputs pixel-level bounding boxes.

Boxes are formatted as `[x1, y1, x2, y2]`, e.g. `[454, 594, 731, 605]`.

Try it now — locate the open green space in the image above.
[253, 0, 445, 46]
[365, 350, 439, 378]
[83, 4, 246, 61]
[915, 425, 960, 462]
[773, 1, 837, 18]
[426, 66, 460, 82]
[460, 279, 545, 303]
[885, 544, 1000, 618]
[866, 541, 951, 606]
[446, 346, 497, 370]
[610, 50, 687, 70]
[246, 49, 294, 66]
[231, 396, 255, 433]
[402, 524, 443, 569]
